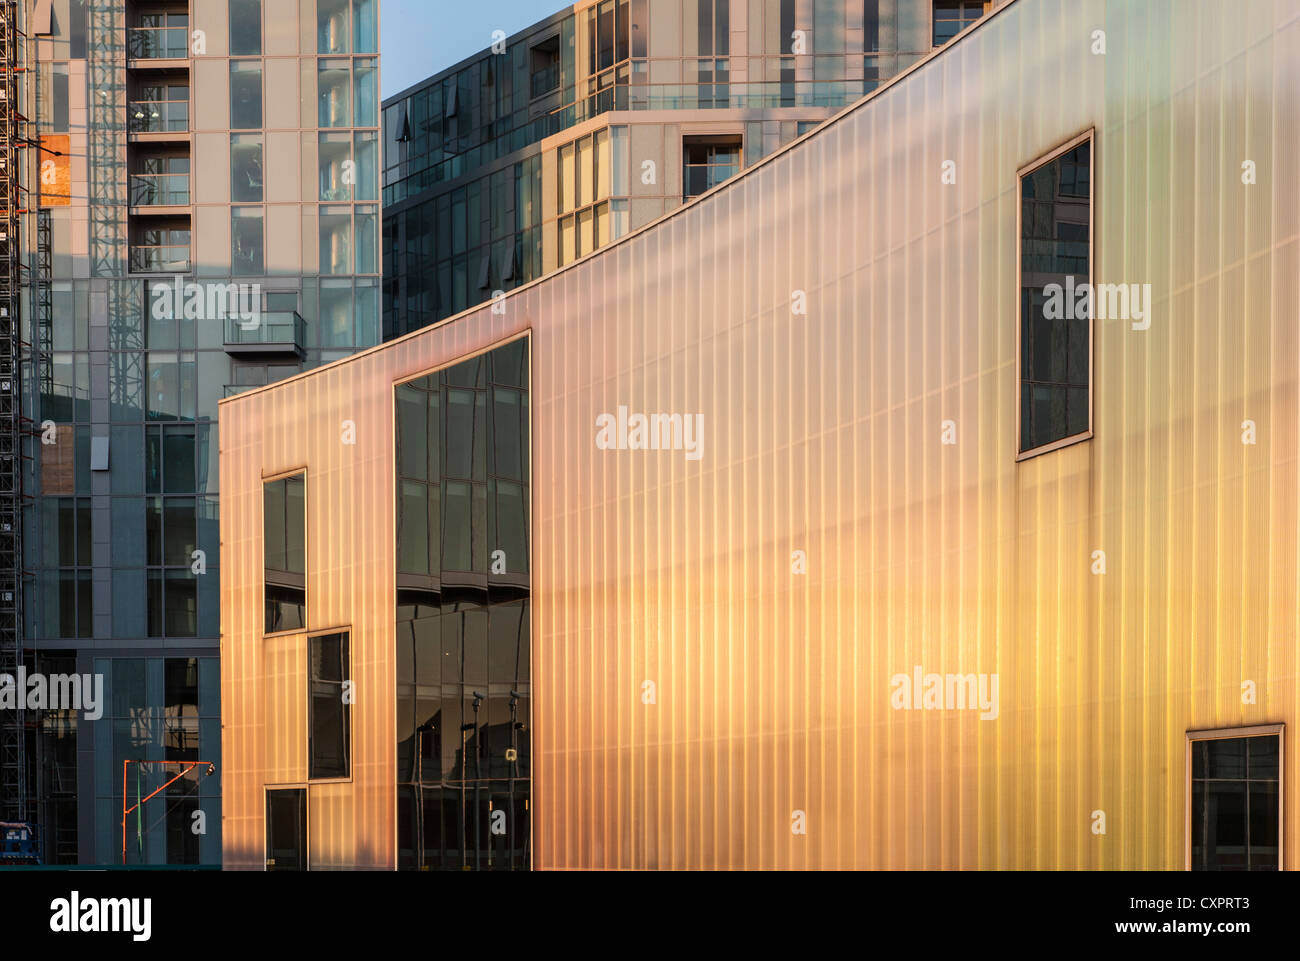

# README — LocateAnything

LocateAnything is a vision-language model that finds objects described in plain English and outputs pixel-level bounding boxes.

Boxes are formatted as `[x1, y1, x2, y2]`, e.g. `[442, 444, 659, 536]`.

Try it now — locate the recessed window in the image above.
[933, 0, 985, 47]
[131, 152, 189, 207]
[309, 631, 351, 779]
[264, 473, 305, 634]
[529, 36, 560, 98]
[1018, 133, 1092, 458]
[1188, 728, 1282, 870]
[683, 136, 741, 200]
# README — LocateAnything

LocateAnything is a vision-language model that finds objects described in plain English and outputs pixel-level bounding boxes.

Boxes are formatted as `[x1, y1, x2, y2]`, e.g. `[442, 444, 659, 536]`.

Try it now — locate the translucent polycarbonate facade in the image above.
[223, 0, 1300, 869]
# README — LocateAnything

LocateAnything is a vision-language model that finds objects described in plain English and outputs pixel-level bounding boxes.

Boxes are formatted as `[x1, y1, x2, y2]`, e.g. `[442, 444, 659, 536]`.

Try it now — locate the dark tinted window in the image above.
[264, 474, 306, 633]
[1019, 139, 1091, 454]
[309, 632, 351, 779]
[266, 789, 306, 870]
[1191, 734, 1280, 870]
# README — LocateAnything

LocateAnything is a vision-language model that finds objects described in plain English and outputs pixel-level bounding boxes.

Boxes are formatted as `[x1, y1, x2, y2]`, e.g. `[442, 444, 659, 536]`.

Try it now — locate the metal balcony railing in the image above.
[129, 172, 190, 206]
[224, 312, 307, 356]
[127, 26, 190, 59]
[128, 99, 188, 133]
[129, 245, 191, 273]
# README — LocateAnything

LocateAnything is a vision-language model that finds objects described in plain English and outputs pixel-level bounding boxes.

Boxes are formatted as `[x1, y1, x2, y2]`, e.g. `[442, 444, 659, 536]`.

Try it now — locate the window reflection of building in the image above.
[93, 656, 219, 865]
[1019, 138, 1091, 456]
[263, 475, 306, 634]
[395, 339, 530, 870]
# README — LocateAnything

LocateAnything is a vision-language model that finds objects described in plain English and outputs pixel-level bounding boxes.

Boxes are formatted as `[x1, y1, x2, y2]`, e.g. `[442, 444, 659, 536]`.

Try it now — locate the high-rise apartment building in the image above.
[380, 0, 996, 339]
[0, 0, 380, 866]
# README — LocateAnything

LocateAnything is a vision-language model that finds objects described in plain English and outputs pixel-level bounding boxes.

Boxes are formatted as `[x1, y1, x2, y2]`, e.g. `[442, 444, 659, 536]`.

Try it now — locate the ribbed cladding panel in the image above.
[224, 0, 1300, 869]
[221, 310, 532, 869]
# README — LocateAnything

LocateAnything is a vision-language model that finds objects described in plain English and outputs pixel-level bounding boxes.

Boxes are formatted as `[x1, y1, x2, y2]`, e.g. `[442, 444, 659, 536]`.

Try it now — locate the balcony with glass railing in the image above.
[127, 26, 190, 60]
[129, 245, 191, 273]
[530, 65, 560, 100]
[224, 312, 307, 357]
[128, 99, 188, 133]
[129, 172, 190, 207]
[683, 161, 740, 200]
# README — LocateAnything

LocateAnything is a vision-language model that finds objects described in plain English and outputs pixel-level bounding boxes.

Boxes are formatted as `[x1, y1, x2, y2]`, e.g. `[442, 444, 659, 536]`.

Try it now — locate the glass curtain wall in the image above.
[394, 339, 530, 871]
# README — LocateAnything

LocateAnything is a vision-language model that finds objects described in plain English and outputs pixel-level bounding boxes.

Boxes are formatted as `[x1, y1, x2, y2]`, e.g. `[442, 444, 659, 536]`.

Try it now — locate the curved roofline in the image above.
[225, 0, 1019, 408]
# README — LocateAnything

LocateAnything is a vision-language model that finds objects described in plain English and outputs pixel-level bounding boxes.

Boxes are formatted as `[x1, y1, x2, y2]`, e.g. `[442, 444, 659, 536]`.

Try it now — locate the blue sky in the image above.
[381, 0, 566, 99]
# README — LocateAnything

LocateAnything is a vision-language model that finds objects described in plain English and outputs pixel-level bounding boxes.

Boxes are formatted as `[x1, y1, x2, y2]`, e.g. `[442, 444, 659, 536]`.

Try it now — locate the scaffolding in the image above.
[0, 0, 26, 825]
[87, 0, 124, 277]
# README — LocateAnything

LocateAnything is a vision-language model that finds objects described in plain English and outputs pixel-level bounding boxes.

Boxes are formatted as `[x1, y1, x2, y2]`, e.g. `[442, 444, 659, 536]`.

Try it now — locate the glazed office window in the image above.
[146, 495, 198, 637]
[229, 0, 261, 56]
[933, 1, 985, 46]
[1188, 728, 1282, 870]
[144, 350, 196, 422]
[309, 632, 351, 779]
[42, 497, 92, 638]
[1018, 133, 1092, 458]
[264, 474, 306, 634]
